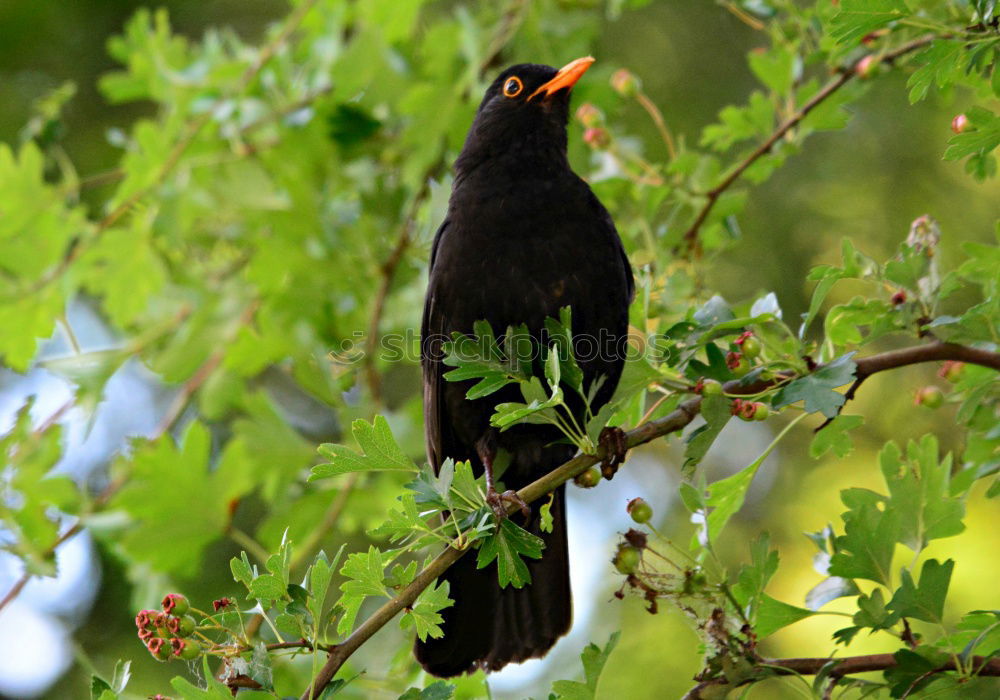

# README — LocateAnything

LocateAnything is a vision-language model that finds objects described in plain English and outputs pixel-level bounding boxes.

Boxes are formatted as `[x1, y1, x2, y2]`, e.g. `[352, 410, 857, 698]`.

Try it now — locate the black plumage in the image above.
[415, 58, 634, 677]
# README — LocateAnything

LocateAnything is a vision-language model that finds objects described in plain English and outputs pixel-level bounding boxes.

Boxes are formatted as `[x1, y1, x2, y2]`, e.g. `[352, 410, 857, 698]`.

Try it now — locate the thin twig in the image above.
[679, 34, 937, 255]
[683, 653, 1000, 698]
[300, 339, 1000, 699]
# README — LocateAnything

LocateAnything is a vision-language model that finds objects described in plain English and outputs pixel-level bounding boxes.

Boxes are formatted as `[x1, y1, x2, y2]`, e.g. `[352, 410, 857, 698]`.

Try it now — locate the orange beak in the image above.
[528, 56, 595, 101]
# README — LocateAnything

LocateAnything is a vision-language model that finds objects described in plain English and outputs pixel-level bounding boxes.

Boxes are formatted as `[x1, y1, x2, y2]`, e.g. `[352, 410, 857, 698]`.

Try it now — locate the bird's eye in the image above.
[502, 76, 523, 98]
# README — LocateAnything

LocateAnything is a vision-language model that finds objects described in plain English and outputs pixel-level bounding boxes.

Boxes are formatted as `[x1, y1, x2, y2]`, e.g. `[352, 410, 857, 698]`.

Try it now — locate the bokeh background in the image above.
[1, 1, 998, 698]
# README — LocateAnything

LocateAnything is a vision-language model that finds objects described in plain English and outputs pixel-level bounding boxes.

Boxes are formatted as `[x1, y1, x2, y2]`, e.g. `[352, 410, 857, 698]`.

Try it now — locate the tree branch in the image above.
[301, 339, 999, 698]
[679, 34, 937, 255]
[683, 653, 1000, 698]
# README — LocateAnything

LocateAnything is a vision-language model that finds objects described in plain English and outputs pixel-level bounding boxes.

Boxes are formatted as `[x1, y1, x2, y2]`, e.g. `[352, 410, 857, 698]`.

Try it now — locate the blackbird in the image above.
[416, 57, 634, 676]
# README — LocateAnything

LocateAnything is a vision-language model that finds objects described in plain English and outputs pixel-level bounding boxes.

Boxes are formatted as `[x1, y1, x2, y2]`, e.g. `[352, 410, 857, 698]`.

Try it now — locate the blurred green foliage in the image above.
[1, 0, 999, 698]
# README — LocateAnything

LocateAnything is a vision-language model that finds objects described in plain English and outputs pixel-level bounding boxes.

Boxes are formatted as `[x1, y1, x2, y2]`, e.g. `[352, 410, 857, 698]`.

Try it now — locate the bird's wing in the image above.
[421, 219, 450, 472]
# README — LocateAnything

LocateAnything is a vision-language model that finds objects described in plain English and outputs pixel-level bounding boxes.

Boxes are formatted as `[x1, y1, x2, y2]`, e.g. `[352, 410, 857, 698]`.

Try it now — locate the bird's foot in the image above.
[599, 426, 629, 480]
[486, 487, 531, 524]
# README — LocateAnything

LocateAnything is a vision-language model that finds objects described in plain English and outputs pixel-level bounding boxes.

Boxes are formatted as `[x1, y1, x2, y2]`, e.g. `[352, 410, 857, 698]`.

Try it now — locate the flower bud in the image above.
[951, 114, 970, 134]
[610, 68, 640, 97]
[212, 597, 232, 612]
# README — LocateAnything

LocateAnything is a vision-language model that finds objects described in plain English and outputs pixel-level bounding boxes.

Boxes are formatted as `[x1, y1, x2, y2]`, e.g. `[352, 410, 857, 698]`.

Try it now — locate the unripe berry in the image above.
[171, 637, 202, 660]
[938, 361, 964, 383]
[726, 351, 750, 377]
[951, 114, 970, 134]
[574, 466, 601, 488]
[855, 55, 878, 79]
[914, 386, 944, 408]
[575, 102, 603, 128]
[167, 615, 196, 638]
[739, 335, 762, 359]
[700, 378, 724, 396]
[583, 127, 610, 149]
[627, 497, 653, 524]
[610, 68, 641, 97]
[752, 403, 770, 421]
[613, 544, 641, 575]
[147, 637, 171, 661]
[161, 593, 189, 616]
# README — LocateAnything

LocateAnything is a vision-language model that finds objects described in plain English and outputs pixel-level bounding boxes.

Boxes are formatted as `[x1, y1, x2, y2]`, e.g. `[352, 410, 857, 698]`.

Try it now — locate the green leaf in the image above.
[888, 559, 954, 624]
[476, 518, 544, 588]
[397, 680, 455, 700]
[400, 578, 452, 641]
[879, 436, 966, 552]
[810, 415, 864, 459]
[829, 489, 898, 586]
[829, 0, 909, 44]
[682, 394, 731, 476]
[551, 632, 620, 700]
[539, 494, 554, 534]
[772, 353, 856, 418]
[853, 588, 900, 631]
[754, 594, 818, 638]
[335, 546, 390, 635]
[312, 416, 418, 479]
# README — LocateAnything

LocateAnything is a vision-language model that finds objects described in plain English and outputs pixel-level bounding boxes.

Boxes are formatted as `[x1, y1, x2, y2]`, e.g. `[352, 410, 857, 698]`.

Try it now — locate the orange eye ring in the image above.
[502, 76, 523, 98]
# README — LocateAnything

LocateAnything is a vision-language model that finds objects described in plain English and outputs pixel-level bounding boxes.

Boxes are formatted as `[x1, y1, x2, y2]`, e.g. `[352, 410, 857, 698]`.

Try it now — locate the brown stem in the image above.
[683, 653, 1000, 698]
[679, 34, 937, 255]
[299, 339, 999, 698]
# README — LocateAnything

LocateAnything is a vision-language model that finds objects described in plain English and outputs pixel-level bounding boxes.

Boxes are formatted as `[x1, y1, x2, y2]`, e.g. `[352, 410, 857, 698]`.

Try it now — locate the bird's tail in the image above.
[414, 484, 571, 677]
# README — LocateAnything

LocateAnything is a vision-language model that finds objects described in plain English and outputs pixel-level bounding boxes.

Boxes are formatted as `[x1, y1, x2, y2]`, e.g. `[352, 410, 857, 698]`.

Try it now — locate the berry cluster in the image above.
[135, 594, 202, 662]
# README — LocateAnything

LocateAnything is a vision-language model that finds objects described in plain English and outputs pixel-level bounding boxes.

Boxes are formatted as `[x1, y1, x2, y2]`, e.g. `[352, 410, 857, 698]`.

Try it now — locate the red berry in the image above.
[891, 290, 907, 305]
[951, 114, 970, 134]
[627, 498, 653, 524]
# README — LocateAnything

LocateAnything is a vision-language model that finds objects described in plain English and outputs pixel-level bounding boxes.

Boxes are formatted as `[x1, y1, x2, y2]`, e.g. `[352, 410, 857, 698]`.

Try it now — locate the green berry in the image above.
[574, 467, 601, 488]
[627, 498, 653, 524]
[752, 403, 770, 421]
[915, 386, 944, 409]
[613, 545, 641, 575]
[161, 593, 189, 616]
[701, 378, 723, 396]
[740, 336, 762, 359]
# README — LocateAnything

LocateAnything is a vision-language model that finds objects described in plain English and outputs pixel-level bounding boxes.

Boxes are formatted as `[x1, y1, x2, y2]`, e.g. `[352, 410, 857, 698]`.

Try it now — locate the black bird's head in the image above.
[455, 57, 594, 176]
